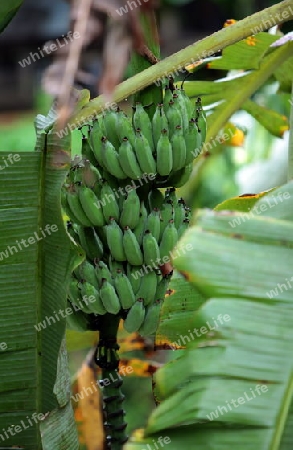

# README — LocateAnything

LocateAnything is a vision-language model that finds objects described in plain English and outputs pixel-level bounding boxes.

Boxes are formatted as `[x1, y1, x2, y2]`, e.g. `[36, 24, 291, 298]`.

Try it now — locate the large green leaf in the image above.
[0, 122, 80, 448]
[242, 99, 289, 137]
[126, 182, 293, 449]
[156, 272, 205, 347]
[208, 32, 278, 70]
[184, 41, 293, 141]
[0, 0, 23, 33]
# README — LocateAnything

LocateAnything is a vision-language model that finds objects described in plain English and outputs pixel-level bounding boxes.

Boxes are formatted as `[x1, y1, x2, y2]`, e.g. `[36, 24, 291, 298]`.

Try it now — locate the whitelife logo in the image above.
[0, 225, 58, 261]
[18, 31, 80, 68]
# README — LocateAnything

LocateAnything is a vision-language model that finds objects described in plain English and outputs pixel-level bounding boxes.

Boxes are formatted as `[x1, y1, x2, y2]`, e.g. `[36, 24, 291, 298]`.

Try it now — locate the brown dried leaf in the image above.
[73, 362, 105, 450]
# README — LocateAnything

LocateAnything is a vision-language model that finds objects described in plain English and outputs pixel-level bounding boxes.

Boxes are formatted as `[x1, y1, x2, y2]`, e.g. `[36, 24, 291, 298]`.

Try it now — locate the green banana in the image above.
[69, 280, 92, 313]
[133, 103, 154, 151]
[138, 299, 163, 336]
[100, 181, 120, 223]
[159, 200, 174, 240]
[77, 226, 104, 261]
[114, 269, 136, 310]
[106, 218, 126, 262]
[82, 160, 102, 189]
[73, 165, 84, 185]
[156, 129, 173, 177]
[100, 278, 121, 314]
[174, 200, 187, 229]
[123, 226, 144, 266]
[89, 120, 106, 168]
[180, 88, 193, 122]
[119, 188, 141, 230]
[152, 103, 169, 148]
[108, 257, 124, 274]
[133, 201, 147, 245]
[78, 185, 106, 227]
[185, 119, 202, 164]
[75, 260, 99, 289]
[95, 223, 108, 248]
[155, 274, 171, 301]
[80, 281, 107, 315]
[136, 271, 158, 306]
[95, 260, 113, 287]
[101, 136, 127, 180]
[163, 87, 173, 115]
[68, 278, 81, 304]
[173, 90, 189, 132]
[148, 189, 164, 211]
[134, 130, 156, 175]
[103, 109, 120, 148]
[146, 208, 161, 242]
[127, 264, 142, 295]
[178, 218, 190, 239]
[166, 100, 182, 137]
[116, 110, 136, 147]
[66, 189, 92, 227]
[123, 299, 145, 333]
[62, 189, 84, 226]
[160, 220, 178, 260]
[118, 138, 143, 180]
[171, 125, 187, 171]
[81, 136, 96, 166]
[142, 230, 160, 267]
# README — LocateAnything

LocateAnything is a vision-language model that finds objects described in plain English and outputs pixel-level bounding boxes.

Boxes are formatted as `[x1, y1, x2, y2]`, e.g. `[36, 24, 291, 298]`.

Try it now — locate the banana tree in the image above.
[1, 0, 293, 449]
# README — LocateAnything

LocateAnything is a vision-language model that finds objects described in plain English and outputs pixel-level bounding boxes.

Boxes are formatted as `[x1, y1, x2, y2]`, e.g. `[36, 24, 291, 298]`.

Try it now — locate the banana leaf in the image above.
[125, 182, 293, 449]
[0, 114, 80, 448]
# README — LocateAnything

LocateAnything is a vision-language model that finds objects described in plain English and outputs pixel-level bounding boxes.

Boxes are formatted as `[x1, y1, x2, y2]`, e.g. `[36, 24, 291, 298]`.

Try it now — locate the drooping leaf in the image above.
[0, 118, 79, 448]
[71, 363, 105, 450]
[125, 182, 293, 448]
[214, 189, 274, 213]
[242, 99, 289, 137]
[146, 299, 293, 437]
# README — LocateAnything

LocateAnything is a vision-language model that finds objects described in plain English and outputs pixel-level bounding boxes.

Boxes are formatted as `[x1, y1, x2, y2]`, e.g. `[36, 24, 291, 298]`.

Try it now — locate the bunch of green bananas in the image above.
[64, 186, 191, 335]
[62, 86, 205, 336]
[83, 90, 206, 187]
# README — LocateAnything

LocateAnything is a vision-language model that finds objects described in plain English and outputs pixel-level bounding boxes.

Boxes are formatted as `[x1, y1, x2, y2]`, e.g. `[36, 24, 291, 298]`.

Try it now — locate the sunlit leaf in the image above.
[214, 189, 274, 212]
[242, 99, 289, 137]
[208, 32, 278, 70]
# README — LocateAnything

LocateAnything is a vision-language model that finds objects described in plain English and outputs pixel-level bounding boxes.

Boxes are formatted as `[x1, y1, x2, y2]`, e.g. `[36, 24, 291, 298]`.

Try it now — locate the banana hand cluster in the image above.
[87, 90, 206, 185]
[62, 85, 201, 336]
[64, 182, 191, 334]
